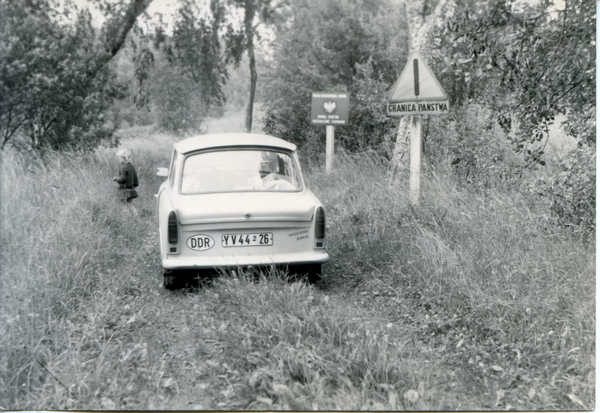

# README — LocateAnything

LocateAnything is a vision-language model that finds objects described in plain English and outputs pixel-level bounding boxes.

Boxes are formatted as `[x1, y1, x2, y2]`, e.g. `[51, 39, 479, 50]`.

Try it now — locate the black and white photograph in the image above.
[0, 0, 595, 410]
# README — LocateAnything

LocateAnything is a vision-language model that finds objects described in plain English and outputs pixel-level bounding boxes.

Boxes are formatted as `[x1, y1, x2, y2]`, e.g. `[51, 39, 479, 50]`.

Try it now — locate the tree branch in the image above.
[86, 0, 153, 84]
[549, 77, 585, 107]
[1, 107, 33, 150]
[105, 0, 154, 59]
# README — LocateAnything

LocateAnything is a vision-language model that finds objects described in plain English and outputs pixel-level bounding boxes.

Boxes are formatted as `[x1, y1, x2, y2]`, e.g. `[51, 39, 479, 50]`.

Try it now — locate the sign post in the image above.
[387, 50, 449, 205]
[326, 125, 335, 171]
[409, 115, 422, 205]
[311, 92, 350, 173]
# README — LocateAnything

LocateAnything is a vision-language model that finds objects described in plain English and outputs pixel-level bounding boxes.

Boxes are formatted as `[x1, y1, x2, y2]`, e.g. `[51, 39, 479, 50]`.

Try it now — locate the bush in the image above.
[263, 75, 400, 157]
[339, 68, 399, 158]
[261, 0, 405, 155]
[425, 104, 524, 190]
[530, 142, 595, 240]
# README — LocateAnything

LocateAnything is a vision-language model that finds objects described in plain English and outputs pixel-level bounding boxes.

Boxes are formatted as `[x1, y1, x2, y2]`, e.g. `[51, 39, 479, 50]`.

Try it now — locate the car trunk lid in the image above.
[175, 191, 316, 225]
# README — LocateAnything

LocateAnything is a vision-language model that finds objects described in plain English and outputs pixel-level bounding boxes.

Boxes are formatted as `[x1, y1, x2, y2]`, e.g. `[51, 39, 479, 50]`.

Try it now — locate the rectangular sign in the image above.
[387, 100, 449, 116]
[311, 92, 350, 125]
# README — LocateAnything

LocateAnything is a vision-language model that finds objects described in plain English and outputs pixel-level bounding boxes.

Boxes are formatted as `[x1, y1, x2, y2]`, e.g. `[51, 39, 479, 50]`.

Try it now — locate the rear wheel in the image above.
[163, 272, 178, 290]
[288, 264, 322, 283]
[164, 269, 215, 289]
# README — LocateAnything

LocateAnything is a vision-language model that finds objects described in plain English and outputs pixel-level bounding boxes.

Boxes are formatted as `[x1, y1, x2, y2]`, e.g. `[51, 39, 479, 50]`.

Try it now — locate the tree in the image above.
[130, 0, 230, 133]
[0, 0, 152, 150]
[220, 0, 288, 132]
[432, 0, 595, 234]
[433, 0, 595, 162]
[166, 0, 228, 109]
[151, 60, 215, 133]
[262, 0, 406, 153]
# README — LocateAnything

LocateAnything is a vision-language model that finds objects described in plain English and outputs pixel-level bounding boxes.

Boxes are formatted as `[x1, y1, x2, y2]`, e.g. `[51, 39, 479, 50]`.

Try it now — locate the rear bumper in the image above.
[161, 250, 329, 270]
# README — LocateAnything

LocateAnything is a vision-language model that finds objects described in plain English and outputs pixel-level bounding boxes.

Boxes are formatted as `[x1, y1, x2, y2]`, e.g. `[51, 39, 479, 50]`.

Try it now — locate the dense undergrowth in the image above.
[0, 127, 594, 410]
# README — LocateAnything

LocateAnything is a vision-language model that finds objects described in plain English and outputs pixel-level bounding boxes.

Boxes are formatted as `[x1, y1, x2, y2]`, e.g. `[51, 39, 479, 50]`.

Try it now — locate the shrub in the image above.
[530, 142, 595, 240]
[425, 104, 524, 190]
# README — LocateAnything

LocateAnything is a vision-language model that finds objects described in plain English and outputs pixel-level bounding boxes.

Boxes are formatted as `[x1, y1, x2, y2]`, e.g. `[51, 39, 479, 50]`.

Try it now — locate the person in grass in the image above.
[113, 148, 139, 217]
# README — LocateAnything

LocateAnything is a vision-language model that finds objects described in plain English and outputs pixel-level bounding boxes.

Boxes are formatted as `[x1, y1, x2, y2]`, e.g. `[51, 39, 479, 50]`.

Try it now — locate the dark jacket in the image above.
[116, 162, 139, 189]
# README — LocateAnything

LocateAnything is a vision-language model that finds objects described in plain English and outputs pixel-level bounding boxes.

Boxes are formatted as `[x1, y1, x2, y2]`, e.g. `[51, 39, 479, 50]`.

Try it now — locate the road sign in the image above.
[387, 50, 449, 206]
[311, 92, 350, 125]
[311, 92, 350, 173]
[387, 50, 449, 116]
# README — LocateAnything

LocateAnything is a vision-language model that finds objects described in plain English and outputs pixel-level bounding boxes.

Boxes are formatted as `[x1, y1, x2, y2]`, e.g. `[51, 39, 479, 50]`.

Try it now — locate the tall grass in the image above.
[0, 129, 594, 410]
[308, 150, 595, 409]
[0, 135, 171, 409]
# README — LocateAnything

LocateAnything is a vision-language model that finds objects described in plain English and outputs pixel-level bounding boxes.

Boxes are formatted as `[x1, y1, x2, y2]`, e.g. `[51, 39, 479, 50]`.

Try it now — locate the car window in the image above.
[180, 149, 302, 194]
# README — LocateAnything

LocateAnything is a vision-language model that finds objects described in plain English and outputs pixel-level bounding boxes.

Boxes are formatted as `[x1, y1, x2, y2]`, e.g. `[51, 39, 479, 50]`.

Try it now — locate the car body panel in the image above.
[158, 133, 329, 272]
[175, 191, 318, 224]
[173, 133, 297, 154]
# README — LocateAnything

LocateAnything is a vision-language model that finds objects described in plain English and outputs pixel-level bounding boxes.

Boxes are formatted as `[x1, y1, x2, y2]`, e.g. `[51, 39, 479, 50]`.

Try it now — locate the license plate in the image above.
[222, 233, 273, 247]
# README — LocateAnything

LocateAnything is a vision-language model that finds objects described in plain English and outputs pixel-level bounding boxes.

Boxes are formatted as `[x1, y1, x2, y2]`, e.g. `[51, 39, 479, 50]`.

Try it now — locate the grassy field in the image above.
[0, 119, 594, 410]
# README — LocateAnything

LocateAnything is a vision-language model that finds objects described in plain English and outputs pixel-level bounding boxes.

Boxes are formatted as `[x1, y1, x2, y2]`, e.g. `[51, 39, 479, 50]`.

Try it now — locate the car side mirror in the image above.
[157, 167, 169, 177]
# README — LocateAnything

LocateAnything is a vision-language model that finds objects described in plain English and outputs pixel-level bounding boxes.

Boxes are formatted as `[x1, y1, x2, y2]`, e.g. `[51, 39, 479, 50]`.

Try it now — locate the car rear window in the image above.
[180, 149, 302, 194]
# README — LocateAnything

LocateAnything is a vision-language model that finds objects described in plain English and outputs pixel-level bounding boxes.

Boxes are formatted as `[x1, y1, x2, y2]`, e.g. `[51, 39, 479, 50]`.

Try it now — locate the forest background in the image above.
[0, 0, 596, 410]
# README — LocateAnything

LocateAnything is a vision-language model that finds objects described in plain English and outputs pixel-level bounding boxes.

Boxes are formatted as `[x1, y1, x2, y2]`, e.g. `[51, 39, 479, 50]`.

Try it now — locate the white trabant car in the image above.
[157, 133, 329, 288]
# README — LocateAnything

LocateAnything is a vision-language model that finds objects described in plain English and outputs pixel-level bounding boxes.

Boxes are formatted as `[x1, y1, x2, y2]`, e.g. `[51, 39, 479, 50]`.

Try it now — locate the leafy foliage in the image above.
[131, 0, 229, 134]
[531, 143, 596, 238]
[432, 0, 595, 158]
[262, 0, 406, 154]
[166, 0, 228, 107]
[341, 64, 400, 157]
[428, 0, 595, 235]
[151, 63, 212, 134]
[425, 104, 524, 189]
[0, 0, 150, 151]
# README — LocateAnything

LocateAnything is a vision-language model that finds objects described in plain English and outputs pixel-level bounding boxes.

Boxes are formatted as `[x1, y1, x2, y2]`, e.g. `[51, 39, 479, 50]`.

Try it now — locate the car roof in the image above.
[174, 133, 297, 154]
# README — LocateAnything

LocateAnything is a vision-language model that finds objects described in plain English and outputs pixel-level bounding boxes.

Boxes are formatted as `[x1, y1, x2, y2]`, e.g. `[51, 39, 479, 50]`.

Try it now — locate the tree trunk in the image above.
[105, 0, 153, 58]
[245, 42, 257, 132]
[97, 0, 153, 76]
[244, 0, 257, 133]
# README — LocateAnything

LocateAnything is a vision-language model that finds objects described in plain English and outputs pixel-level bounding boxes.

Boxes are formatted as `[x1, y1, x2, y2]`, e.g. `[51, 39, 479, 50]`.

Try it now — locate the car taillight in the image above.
[168, 210, 178, 244]
[314, 206, 325, 240]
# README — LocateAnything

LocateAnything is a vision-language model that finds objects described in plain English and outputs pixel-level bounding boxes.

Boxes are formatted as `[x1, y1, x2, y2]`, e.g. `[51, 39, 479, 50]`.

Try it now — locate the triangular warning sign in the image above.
[389, 50, 447, 102]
